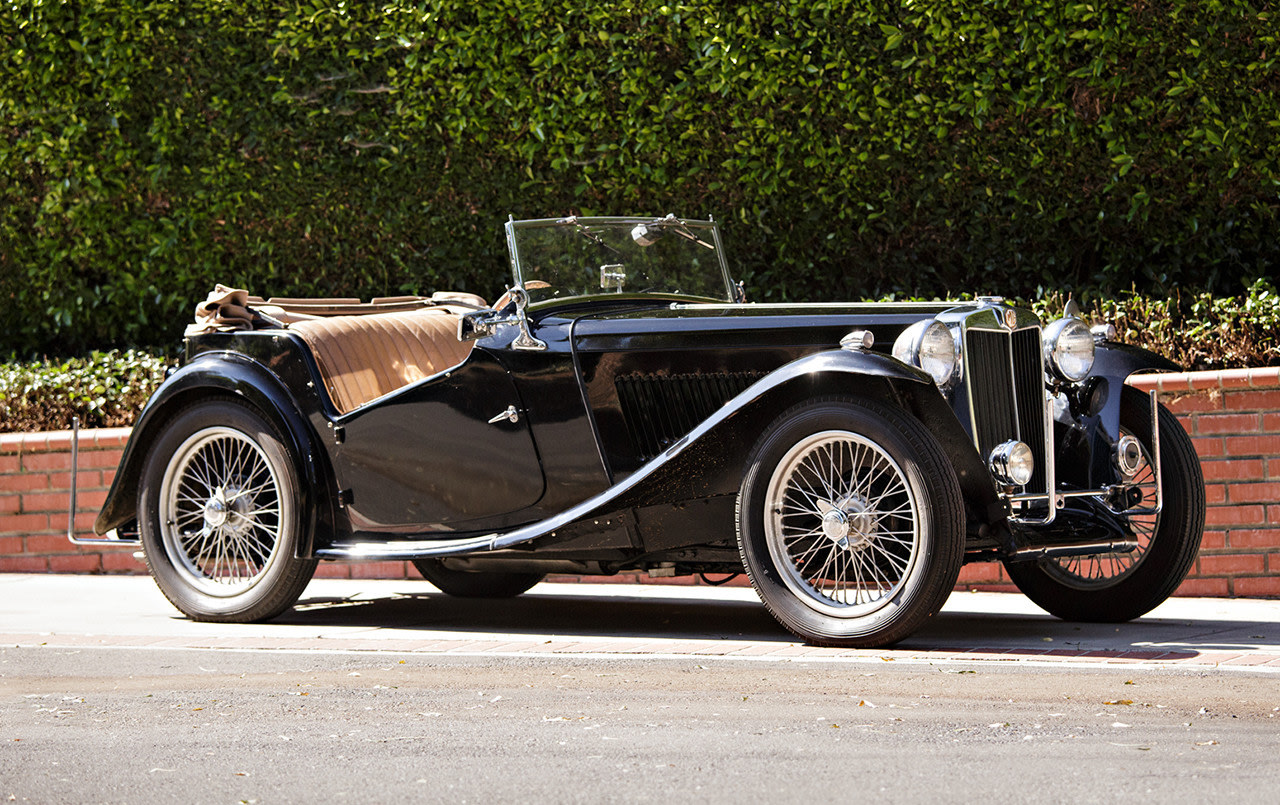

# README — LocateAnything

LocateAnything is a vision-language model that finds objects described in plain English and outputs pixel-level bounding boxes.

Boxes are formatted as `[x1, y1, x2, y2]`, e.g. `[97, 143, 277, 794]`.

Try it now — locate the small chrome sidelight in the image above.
[1115, 434, 1145, 478]
[1091, 322, 1118, 342]
[839, 329, 874, 351]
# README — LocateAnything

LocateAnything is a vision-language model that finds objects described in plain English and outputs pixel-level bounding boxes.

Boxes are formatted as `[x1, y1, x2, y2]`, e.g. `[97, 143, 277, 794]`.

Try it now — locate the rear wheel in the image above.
[413, 559, 544, 598]
[138, 401, 316, 622]
[737, 398, 965, 648]
[1004, 386, 1205, 622]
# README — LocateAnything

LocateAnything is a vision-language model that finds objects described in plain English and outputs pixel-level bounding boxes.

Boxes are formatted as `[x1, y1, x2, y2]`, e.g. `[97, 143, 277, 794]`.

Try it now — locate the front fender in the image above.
[632, 348, 996, 509]
[1090, 341, 1182, 439]
[94, 352, 332, 558]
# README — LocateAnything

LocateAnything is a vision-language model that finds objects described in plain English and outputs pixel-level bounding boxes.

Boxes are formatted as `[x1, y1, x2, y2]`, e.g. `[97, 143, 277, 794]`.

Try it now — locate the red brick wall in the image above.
[0, 428, 144, 574]
[4, 368, 1280, 597]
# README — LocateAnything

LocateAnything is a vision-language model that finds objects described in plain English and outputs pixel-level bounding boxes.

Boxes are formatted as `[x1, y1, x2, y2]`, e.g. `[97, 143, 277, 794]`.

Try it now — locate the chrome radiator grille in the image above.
[964, 327, 1048, 493]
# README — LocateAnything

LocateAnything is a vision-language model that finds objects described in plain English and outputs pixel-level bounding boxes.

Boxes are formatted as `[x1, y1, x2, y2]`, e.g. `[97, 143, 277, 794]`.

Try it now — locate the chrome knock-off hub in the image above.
[202, 486, 251, 536]
[819, 497, 874, 550]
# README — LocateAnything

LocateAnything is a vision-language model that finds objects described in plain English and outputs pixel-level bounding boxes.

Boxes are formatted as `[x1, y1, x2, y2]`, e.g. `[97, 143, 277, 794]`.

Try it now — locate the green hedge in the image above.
[5, 282, 1277, 433]
[0, 349, 169, 432]
[3, 1, 1277, 355]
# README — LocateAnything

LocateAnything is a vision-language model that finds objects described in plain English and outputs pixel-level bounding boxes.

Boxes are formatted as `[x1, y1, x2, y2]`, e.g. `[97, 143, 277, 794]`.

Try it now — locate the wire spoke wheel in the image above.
[1043, 425, 1157, 589]
[738, 398, 963, 648]
[140, 400, 316, 623]
[765, 431, 920, 618]
[160, 427, 285, 596]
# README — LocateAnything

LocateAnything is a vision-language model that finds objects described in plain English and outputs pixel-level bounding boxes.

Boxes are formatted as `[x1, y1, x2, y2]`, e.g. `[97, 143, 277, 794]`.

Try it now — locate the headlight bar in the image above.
[1004, 389, 1163, 524]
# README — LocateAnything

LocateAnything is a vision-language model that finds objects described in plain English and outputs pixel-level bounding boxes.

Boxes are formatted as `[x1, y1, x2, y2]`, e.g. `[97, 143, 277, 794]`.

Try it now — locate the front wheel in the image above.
[1004, 386, 1205, 622]
[138, 400, 316, 622]
[737, 398, 965, 648]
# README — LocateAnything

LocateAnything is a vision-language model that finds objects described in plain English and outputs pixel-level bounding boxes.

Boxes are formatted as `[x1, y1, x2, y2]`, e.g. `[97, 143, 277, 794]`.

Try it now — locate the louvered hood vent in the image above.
[616, 371, 767, 460]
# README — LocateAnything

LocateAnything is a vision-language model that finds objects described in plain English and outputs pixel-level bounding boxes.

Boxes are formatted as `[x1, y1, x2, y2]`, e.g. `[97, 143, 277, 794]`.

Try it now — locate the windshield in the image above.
[506, 216, 734, 304]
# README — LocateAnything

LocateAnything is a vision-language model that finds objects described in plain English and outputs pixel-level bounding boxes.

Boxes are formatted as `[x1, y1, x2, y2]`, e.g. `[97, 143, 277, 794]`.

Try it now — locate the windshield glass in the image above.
[506, 216, 733, 304]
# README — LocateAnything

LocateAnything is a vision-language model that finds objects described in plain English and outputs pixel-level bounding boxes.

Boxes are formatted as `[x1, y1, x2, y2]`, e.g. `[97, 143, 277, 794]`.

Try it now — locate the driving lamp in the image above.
[989, 440, 1035, 486]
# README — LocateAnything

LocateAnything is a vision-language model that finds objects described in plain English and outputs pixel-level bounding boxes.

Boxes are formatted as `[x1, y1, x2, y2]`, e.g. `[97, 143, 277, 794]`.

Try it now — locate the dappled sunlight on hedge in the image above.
[2, 1, 1276, 355]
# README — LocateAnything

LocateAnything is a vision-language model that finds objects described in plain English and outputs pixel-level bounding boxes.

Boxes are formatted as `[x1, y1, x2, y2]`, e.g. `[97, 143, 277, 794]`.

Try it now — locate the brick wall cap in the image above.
[0, 427, 133, 454]
[1127, 367, 1280, 393]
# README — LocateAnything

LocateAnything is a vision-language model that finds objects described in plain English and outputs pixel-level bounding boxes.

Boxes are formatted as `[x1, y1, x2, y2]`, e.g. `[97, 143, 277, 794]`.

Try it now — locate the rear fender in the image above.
[94, 352, 334, 557]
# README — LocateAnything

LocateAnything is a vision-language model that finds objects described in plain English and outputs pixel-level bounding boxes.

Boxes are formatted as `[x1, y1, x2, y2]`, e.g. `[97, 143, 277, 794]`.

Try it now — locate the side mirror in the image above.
[508, 286, 547, 352]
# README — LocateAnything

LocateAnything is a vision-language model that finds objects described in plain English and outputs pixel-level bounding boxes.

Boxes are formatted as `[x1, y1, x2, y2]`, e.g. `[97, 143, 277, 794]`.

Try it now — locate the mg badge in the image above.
[1000, 308, 1018, 330]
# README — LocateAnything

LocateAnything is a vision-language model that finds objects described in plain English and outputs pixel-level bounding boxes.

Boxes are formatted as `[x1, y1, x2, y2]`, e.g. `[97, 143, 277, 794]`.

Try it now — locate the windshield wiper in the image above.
[555, 215, 621, 255]
[635, 213, 715, 250]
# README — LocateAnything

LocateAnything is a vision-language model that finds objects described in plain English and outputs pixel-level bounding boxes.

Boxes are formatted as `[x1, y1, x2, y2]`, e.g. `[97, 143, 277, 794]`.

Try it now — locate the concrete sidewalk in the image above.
[2, 573, 1278, 671]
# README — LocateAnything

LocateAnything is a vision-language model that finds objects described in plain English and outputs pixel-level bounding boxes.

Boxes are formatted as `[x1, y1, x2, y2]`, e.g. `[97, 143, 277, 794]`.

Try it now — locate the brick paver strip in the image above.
[765, 645, 829, 657]
[478, 640, 551, 653]
[0, 631, 1276, 669]
[1118, 650, 1171, 660]
[1221, 654, 1279, 666]
[405, 640, 475, 652]
[610, 641, 684, 654]
[725, 643, 795, 656]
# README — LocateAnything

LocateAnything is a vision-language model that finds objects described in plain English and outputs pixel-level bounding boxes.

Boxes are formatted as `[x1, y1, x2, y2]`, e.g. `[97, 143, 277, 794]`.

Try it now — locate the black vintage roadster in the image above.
[86, 215, 1205, 647]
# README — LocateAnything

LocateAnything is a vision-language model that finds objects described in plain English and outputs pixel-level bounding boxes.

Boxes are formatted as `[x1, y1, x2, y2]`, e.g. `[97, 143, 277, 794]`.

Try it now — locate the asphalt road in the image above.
[2, 575, 1278, 803]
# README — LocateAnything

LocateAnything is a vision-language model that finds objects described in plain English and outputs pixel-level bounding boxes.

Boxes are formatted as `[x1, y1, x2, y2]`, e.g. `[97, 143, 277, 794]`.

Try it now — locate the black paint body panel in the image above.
[95, 296, 1182, 566]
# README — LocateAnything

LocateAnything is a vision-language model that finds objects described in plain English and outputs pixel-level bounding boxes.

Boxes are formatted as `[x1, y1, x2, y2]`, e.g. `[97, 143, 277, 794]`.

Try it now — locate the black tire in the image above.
[413, 559, 544, 598]
[1004, 386, 1205, 622]
[736, 397, 965, 648]
[138, 400, 317, 622]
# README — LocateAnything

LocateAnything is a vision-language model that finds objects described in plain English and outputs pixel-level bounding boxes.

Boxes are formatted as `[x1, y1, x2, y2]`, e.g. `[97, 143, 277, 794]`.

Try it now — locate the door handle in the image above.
[488, 405, 520, 425]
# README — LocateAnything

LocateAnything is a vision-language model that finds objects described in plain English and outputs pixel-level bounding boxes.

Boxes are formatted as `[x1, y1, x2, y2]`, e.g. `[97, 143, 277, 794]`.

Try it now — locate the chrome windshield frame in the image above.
[503, 215, 737, 305]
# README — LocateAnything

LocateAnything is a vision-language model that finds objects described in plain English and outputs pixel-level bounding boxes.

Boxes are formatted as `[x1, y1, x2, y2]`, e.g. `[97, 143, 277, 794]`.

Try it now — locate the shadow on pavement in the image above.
[280, 589, 792, 643]
[276, 587, 1280, 658]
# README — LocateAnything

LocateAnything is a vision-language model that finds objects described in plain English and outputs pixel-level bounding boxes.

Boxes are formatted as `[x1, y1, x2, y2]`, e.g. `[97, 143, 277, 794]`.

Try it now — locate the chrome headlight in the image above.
[892, 319, 958, 387]
[1043, 317, 1095, 382]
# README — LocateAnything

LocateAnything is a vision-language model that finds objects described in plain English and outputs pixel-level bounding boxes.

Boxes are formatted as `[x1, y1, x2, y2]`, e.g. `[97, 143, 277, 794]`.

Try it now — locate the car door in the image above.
[329, 348, 546, 534]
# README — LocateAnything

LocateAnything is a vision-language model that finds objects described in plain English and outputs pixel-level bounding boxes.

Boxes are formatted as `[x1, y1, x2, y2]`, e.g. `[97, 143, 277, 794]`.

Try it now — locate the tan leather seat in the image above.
[290, 307, 474, 414]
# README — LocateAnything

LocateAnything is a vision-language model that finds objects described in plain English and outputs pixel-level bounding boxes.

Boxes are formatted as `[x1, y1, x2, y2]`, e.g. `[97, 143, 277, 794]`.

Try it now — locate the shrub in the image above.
[0, 350, 170, 432]
[2, 281, 1277, 433]
[1094, 280, 1280, 370]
